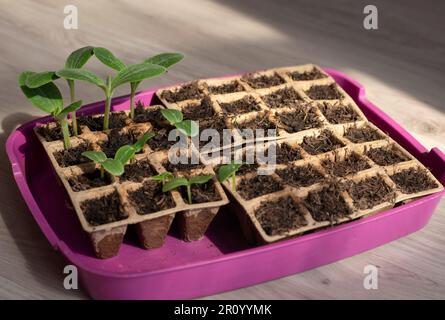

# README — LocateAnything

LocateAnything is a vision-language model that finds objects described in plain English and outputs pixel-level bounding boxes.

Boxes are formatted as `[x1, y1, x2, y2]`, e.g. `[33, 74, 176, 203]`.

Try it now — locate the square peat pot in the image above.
[6, 68, 445, 300]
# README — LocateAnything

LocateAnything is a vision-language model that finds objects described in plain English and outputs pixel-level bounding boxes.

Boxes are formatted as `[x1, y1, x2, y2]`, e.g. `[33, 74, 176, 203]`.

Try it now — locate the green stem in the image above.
[130, 83, 136, 120]
[100, 166, 104, 180]
[60, 118, 71, 150]
[103, 76, 112, 131]
[68, 80, 78, 136]
[232, 172, 236, 192]
[187, 184, 192, 204]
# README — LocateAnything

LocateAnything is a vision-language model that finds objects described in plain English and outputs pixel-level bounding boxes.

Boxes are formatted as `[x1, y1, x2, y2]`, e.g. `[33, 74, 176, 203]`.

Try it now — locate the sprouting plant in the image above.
[19, 72, 82, 149]
[81, 151, 124, 180]
[217, 161, 244, 192]
[111, 131, 155, 165]
[160, 109, 199, 137]
[151, 172, 174, 185]
[162, 174, 213, 204]
[56, 48, 166, 131]
[93, 48, 183, 119]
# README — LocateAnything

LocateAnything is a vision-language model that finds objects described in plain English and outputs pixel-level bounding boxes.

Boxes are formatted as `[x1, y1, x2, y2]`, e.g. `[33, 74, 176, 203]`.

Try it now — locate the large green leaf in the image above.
[94, 47, 126, 71]
[65, 46, 94, 69]
[133, 131, 155, 152]
[144, 53, 184, 69]
[162, 177, 189, 192]
[25, 71, 59, 88]
[81, 151, 107, 163]
[56, 100, 83, 120]
[114, 145, 135, 165]
[160, 109, 183, 125]
[217, 161, 243, 182]
[175, 120, 199, 137]
[56, 69, 106, 89]
[189, 175, 213, 185]
[111, 63, 165, 89]
[19, 72, 63, 114]
[102, 158, 124, 176]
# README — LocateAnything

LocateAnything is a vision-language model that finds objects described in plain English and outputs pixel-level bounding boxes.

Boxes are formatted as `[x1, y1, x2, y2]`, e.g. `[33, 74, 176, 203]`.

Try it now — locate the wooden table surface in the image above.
[0, 0, 444, 299]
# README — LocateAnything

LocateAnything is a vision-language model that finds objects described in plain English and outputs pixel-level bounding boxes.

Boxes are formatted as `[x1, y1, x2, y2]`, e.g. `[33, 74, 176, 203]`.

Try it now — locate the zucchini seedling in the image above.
[162, 174, 213, 204]
[56, 48, 166, 131]
[81, 151, 124, 180]
[217, 161, 245, 192]
[111, 131, 156, 165]
[151, 172, 174, 185]
[160, 109, 199, 137]
[19, 72, 82, 149]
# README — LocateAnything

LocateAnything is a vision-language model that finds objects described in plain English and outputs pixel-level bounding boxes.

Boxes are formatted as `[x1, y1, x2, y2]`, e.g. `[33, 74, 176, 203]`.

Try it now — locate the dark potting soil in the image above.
[306, 84, 343, 100]
[242, 72, 285, 89]
[288, 68, 327, 81]
[53, 143, 92, 167]
[276, 106, 321, 133]
[182, 96, 215, 120]
[68, 169, 111, 192]
[276, 164, 324, 188]
[147, 126, 179, 151]
[273, 143, 303, 164]
[300, 130, 344, 155]
[133, 103, 168, 128]
[197, 115, 230, 148]
[347, 175, 395, 210]
[236, 113, 277, 134]
[319, 103, 361, 124]
[120, 159, 157, 183]
[219, 95, 261, 115]
[255, 196, 307, 236]
[390, 168, 438, 194]
[237, 175, 284, 200]
[81, 191, 127, 226]
[99, 129, 138, 158]
[262, 87, 303, 109]
[78, 112, 129, 131]
[366, 146, 409, 166]
[304, 183, 352, 223]
[36, 123, 78, 142]
[179, 179, 221, 204]
[129, 180, 175, 215]
[163, 156, 204, 172]
[207, 80, 244, 94]
[322, 153, 370, 177]
[345, 126, 383, 143]
[161, 81, 204, 103]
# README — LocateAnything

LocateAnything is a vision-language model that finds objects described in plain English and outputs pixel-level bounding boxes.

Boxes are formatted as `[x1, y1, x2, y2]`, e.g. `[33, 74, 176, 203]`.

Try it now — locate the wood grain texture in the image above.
[0, 0, 444, 299]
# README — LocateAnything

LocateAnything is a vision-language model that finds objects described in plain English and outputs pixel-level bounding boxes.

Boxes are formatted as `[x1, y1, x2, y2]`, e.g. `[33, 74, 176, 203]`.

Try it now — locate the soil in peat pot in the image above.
[304, 183, 352, 223]
[319, 103, 361, 124]
[36, 123, 79, 142]
[345, 125, 383, 143]
[219, 95, 261, 115]
[100, 129, 144, 158]
[276, 164, 325, 188]
[322, 153, 370, 177]
[207, 80, 245, 94]
[271, 143, 303, 164]
[288, 67, 327, 81]
[179, 179, 222, 204]
[276, 106, 322, 133]
[262, 87, 303, 109]
[347, 175, 395, 210]
[128, 180, 175, 214]
[197, 115, 231, 149]
[78, 111, 129, 132]
[133, 102, 169, 128]
[242, 72, 285, 89]
[81, 191, 128, 226]
[162, 156, 205, 173]
[255, 196, 307, 236]
[120, 159, 157, 183]
[235, 113, 277, 135]
[366, 146, 409, 166]
[68, 169, 112, 192]
[390, 168, 438, 194]
[182, 96, 215, 121]
[147, 126, 179, 152]
[237, 175, 284, 200]
[300, 130, 344, 155]
[161, 81, 204, 103]
[53, 142, 93, 167]
[306, 84, 343, 100]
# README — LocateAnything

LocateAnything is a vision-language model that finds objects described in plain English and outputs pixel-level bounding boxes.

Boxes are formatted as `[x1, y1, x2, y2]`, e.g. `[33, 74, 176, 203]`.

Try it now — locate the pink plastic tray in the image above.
[6, 68, 445, 300]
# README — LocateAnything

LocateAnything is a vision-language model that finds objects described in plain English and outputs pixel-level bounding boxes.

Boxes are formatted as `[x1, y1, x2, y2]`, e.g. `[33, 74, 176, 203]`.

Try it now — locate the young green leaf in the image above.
[162, 177, 189, 193]
[19, 72, 63, 114]
[175, 120, 199, 137]
[94, 47, 126, 71]
[111, 63, 166, 89]
[160, 109, 183, 125]
[114, 145, 136, 165]
[81, 151, 107, 163]
[144, 53, 184, 69]
[65, 46, 94, 69]
[217, 162, 243, 183]
[25, 71, 59, 88]
[189, 175, 213, 185]
[133, 131, 155, 153]
[152, 172, 174, 183]
[102, 158, 124, 176]
[55, 100, 83, 120]
[56, 69, 106, 89]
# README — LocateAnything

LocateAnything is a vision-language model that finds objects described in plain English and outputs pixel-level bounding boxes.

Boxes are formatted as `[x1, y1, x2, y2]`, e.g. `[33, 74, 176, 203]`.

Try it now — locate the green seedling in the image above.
[160, 109, 199, 137]
[217, 161, 245, 192]
[56, 47, 166, 131]
[81, 151, 124, 180]
[19, 72, 82, 149]
[112, 131, 155, 165]
[162, 174, 213, 204]
[151, 172, 174, 185]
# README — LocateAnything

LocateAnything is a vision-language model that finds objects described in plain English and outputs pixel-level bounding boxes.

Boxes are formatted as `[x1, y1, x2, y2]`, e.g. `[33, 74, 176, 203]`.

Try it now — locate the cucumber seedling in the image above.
[217, 161, 245, 192]
[19, 72, 82, 149]
[111, 131, 156, 165]
[162, 174, 213, 204]
[160, 109, 199, 137]
[56, 47, 166, 131]
[81, 150, 124, 180]
[151, 172, 174, 185]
